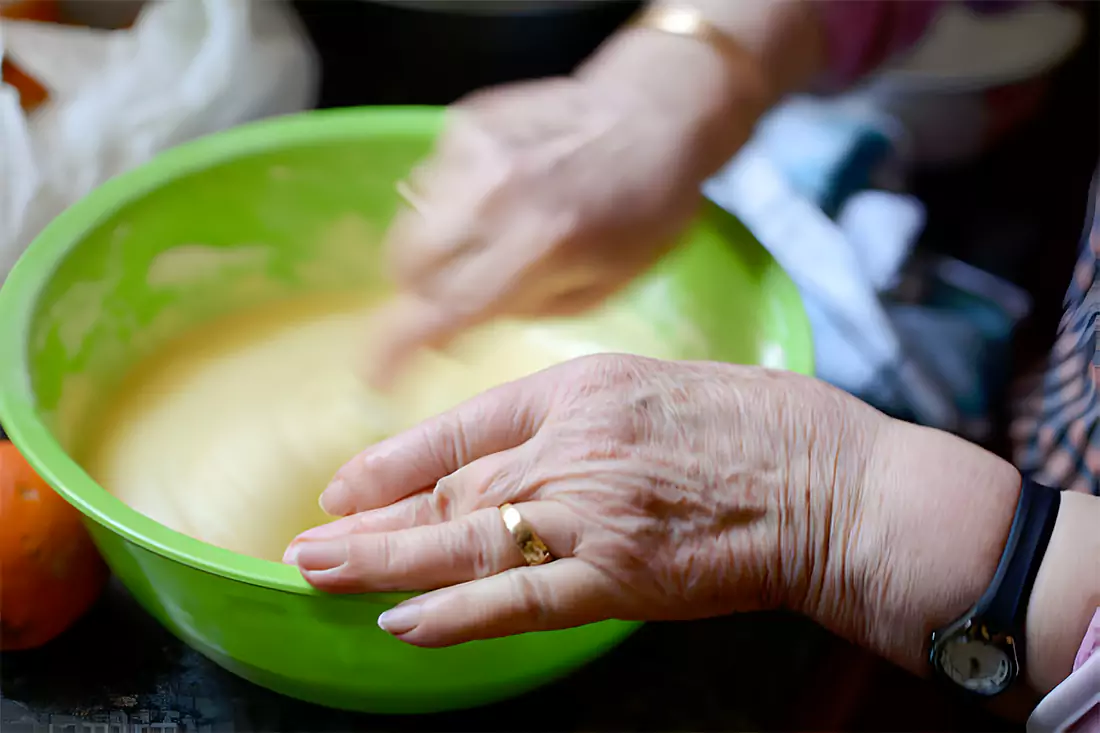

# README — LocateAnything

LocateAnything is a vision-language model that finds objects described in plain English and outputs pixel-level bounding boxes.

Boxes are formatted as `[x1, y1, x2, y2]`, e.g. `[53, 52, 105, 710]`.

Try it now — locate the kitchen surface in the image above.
[1, 572, 804, 732]
[0, 569, 1006, 732]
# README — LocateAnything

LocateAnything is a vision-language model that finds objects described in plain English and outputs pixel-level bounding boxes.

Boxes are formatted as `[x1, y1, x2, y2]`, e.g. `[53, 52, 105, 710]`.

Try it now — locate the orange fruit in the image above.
[1, 1, 57, 113]
[1, 439, 108, 650]
[1, 57, 49, 113]
[0, 1, 60, 22]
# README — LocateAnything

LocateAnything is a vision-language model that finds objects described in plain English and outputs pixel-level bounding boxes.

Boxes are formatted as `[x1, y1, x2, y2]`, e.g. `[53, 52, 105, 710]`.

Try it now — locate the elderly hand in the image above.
[369, 80, 705, 380]
[284, 354, 887, 647]
[366, 29, 770, 382]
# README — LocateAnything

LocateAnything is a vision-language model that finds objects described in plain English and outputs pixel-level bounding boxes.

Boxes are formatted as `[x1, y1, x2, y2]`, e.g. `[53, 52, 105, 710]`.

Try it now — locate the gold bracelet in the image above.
[628, 3, 752, 70]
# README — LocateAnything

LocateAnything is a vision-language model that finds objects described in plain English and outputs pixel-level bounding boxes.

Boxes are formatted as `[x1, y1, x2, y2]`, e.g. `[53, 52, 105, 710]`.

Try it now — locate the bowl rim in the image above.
[0, 107, 813, 598]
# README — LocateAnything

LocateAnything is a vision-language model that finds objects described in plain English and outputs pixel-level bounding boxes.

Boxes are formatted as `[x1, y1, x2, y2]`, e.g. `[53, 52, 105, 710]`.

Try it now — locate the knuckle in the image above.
[416, 494, 448, 524]
[458, 516, 500, 579]
[349, 513, 376, 534]
[343, 535, 378, 579]
[374, 534, 396, 574]
[554, 355, 677, 447]
[431, 477, 459, 519]
[423, 427, 469, 486]
[443, 452, 532, 514]
[561, 354, 646, 397]
[476, 458, 527, 505]
[602, 409, 645, 447]
[509, 571, 552, 629]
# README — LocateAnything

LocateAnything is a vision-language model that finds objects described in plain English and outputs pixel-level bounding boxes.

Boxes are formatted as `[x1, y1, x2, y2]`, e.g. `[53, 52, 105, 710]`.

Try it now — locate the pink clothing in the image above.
[1029, 610, 1100, 733]
[1075, 611, 1100, 671]
[815, 2, 1098, 730]
[814, 0, 942, 87]
[816, 0, 1033, 87]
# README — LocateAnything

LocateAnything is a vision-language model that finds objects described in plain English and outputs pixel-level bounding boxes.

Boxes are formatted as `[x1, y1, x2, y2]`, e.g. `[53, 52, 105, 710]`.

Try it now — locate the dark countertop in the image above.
[0, 544, 1007, 733]
[2, 578, 832, 732]
[0, 575, 1012, 732]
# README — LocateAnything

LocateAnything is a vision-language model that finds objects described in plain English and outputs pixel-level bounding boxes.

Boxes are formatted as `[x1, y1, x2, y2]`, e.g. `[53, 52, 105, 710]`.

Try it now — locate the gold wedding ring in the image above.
[500, 503, 553, 566]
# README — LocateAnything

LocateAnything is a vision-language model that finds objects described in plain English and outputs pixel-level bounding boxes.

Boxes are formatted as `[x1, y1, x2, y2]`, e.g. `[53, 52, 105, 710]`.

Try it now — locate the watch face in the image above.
[937, 635, 1015, 695]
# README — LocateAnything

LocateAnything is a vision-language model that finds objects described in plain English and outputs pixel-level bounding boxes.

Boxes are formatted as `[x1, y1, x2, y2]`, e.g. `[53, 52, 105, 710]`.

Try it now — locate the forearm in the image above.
[824, 421, 1019, 678]
[576, 0, 827, 180]
[838, 419, 1099, 698]
[651, 0, 828, 96]
[1026, 491, 1100, 692]
[575, 0, 952, 183]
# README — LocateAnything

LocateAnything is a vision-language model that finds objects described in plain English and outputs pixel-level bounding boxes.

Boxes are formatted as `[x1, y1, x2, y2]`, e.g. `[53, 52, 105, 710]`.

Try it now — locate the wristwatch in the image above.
[929, 476, 1062, 696]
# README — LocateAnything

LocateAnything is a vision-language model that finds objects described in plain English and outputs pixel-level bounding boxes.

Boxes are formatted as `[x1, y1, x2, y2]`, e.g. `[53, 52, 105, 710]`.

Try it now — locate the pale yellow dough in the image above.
[79, 295, 656, 562]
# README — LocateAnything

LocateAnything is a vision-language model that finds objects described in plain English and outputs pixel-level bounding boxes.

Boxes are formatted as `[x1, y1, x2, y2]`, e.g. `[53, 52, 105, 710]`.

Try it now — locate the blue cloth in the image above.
[707, 97, 1031, 440]
[752, 98, 895, 217]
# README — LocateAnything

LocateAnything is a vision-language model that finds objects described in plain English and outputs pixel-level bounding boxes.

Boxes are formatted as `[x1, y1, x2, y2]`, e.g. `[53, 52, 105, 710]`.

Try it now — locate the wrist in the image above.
[575, 9, 772, 182]
[766, 378, 889, 619]
[1025, 491, 1100, 693]
[576, 0, 827, 181]
[822, 419, 1021, 677]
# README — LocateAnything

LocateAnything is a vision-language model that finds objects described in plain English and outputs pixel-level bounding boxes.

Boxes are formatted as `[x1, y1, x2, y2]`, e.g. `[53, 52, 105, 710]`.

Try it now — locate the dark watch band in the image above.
[976, 476, 1062, 640]
[929, 476, 1062, 695]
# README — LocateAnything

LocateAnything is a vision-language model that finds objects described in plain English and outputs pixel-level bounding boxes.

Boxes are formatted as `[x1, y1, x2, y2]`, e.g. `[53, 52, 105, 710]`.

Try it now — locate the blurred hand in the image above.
[365, 0, 835, 380]
[368, 77, 713, 381]
[284, 354, 886, 647]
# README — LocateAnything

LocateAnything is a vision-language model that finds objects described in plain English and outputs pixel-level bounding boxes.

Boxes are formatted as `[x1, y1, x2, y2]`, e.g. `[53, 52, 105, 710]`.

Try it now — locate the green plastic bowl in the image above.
[0, 108, 813, 713]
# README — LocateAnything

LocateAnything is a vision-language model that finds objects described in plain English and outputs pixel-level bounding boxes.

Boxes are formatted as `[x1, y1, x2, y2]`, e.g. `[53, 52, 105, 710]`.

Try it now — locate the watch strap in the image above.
[978, 476, 1062, 636]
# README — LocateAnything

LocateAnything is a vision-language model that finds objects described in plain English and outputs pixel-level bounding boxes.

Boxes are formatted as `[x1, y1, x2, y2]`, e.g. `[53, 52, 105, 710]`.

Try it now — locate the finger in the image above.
[376, 560, 620, 647]
[368, 230, 550, 386]
[321, 371, 549, 516]
[285, 491, 437, 559]
[384, 200, 480, 289]
[324, 441, 532, 523]
[452, 78, 589, 149]
[289, 444, 530, 554]
[294, 502, 578, 593]
[512, 277, 614, 319]
[387, 113, 506, 290]
[358, 294, 481, 390]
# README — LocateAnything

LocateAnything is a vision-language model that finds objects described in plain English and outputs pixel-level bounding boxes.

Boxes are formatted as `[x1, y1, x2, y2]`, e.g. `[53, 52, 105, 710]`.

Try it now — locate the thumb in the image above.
[376, 560, 619, 647]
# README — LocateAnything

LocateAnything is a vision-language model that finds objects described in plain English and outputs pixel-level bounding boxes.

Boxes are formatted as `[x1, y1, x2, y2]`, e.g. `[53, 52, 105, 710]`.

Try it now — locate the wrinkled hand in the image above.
[285, 354, 887, 648]
[368, 76, 718, 381]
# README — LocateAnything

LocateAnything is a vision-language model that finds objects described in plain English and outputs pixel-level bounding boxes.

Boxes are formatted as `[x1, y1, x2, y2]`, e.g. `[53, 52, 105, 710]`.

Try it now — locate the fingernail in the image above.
[284, 520, 350, 562]
[378, 603, 421, 636]
[319, 478, 348, 516]
[295, 539, 348, 572]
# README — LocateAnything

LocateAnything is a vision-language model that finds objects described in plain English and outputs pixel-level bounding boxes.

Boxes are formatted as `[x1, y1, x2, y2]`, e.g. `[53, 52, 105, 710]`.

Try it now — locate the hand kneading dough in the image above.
[78, 295, 632, 562]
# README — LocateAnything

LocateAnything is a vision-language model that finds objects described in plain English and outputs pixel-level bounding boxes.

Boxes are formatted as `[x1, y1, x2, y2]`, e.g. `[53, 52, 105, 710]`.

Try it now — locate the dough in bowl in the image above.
[78, 293, 667, 562]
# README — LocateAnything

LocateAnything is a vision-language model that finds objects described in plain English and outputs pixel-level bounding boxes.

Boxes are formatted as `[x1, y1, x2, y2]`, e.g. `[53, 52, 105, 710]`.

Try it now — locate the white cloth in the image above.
[705, 144, 960, 430]
[0, 0, 318, 282]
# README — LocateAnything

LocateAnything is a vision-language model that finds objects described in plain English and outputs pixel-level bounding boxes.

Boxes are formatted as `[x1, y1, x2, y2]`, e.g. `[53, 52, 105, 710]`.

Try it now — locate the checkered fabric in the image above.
[1012, 171, 1100, 495]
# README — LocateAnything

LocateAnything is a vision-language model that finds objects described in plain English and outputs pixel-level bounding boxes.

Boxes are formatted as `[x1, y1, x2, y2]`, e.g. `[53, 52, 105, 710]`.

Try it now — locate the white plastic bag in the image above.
[0, 0, 318, 282]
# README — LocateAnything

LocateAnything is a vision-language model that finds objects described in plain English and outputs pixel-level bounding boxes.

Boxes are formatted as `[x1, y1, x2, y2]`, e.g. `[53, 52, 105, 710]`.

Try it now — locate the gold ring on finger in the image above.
[499, 503, 553, 566]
